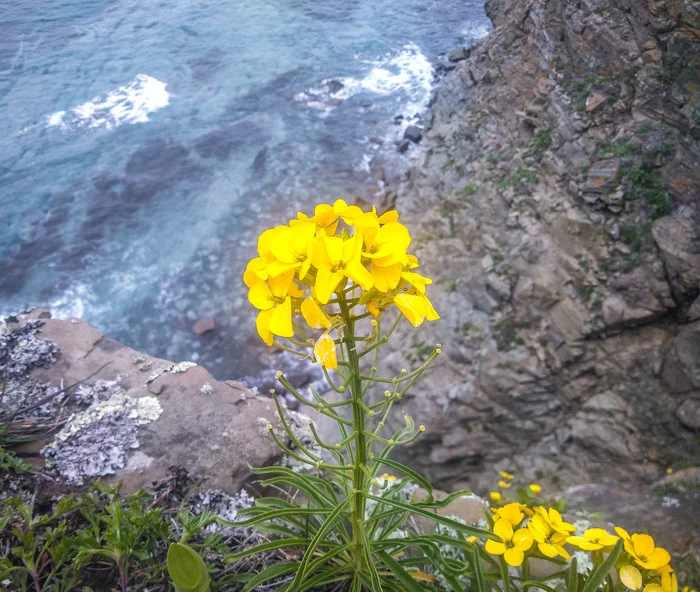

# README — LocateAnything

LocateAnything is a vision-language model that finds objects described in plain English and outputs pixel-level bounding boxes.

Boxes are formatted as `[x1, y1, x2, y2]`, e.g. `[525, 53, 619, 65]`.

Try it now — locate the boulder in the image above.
[192, 315, 216, 336]
[404, 126, 423, 143]
[12, 310, 284, 493]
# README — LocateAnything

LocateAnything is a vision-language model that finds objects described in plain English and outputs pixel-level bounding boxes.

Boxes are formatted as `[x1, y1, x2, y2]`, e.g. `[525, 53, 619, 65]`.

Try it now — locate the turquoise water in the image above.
[0, 0, 489, 378]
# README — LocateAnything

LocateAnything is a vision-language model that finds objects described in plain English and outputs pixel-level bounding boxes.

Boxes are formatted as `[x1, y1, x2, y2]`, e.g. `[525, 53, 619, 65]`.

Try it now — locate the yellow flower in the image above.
[394, 291, 439, 327]
[312, 232, 373, 304]
[527, 514, 572, 560]
[498, 480, 511, 489]
[620, 565, 645, 591]
[300, 297, 332, 329]
[666, 467, 673, 474]
[535, 506, 575, 536]
[248, 271, 296, 344]
[493, 503, 525, 527]
[467, 535, 478, 544]
[484, 519, 534, 567]
[529, 483, 542, 494]
[490, 491, 502, 503]
[366, 300, 380, 317]
[624, 533, 671, 570]
[657, 565, 677, 592]
[566, 528, 618, 551]
[499, 471, 515, 481]
[620, 566, 665, 592]
[616, 526, 631, 540]
[313, 332, 337, 369]
[265, 222, 316, 280]
[243, 256, 269, 288]
[363, 222, 411, 267]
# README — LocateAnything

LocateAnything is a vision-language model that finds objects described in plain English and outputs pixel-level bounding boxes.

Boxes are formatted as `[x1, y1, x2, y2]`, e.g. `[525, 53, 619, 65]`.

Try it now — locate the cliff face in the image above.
[389, 0, 699, 492]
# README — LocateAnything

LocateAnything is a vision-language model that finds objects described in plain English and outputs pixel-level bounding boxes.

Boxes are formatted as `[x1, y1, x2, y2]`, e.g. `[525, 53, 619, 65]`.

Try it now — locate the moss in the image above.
[526, 129, 553, 160]
[625, 166, 672, 220]
[457, 183, 476, 197]
[498, 168, 536, 189]
[492, 250, 505, 262]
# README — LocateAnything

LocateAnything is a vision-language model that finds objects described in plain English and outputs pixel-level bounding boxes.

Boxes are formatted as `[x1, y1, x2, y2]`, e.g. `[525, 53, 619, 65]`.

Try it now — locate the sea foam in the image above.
[46, 74, 170, 131]
[295, 43, 434, 118]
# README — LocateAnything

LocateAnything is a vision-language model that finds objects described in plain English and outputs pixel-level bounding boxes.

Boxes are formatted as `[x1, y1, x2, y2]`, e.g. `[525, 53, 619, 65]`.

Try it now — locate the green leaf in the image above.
[471, 546, 488, 592]
[223, 538, 310, 564]
[581, 539, 623, 592]
[521, 582, 560, 592]
[567, 556, 578, 592]
[373, 458, 434, 499]
[240, 561, 300, 592]
[364, 493, 496, 540]
[500, 556, 511, 592]
[376, 550, 425, 592]
[288, 497, 351, 589]
[167, 543, 210, 592]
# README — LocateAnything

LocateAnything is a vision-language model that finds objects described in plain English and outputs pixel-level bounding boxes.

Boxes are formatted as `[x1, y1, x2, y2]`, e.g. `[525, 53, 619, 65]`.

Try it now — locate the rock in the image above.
[448, 47, 469, 63]
[549, 298, 588, 344]
[661, 323, 700, 394]
[11, 311, 285, 493]
[584, 159, 621, 193]
[585, 93, 606, 112]
[411, 488, 488, 534]
[652, 216, 700, 297]
[566, 482, 700, 555]
[192, 315, 216, 336]
[676, 398, 700, 430]
[396, 140, 410, 153]
[403, 126, 423, 143]
[687, 294, 700, 322]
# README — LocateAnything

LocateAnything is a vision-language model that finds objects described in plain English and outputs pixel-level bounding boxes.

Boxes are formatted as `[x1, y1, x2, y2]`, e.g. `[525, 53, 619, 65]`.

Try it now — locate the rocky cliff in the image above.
[385, 0, 699, 492]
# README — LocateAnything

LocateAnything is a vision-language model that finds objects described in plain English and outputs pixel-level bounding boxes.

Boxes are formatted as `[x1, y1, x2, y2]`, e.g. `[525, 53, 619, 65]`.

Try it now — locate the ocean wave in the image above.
[295, 43, 434, 119]
[46, 74, 170, 131]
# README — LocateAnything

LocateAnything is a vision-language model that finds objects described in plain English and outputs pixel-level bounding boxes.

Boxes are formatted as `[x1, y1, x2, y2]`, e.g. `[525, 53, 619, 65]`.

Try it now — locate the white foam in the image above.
[461, 22, 491, 42]
[295, 43, 434, 118]
[46, 74, 170, 131]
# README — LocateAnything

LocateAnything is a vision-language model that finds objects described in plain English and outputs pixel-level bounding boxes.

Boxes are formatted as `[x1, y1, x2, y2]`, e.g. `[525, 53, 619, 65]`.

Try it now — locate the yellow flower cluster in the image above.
[484, 500, 676, 588]
[482, 474, 677, 587]
[244, 200, 439, 366]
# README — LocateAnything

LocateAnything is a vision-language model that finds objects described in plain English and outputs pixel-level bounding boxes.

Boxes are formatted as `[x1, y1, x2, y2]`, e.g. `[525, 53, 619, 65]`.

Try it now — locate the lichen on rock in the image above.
[42, 385, 163, 484]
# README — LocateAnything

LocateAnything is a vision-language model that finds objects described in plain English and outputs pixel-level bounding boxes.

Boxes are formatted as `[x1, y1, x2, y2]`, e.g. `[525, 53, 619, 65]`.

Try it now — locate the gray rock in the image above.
[12, 311, 285, 493]
[676, 397, 700, 430]
[403, 126, 423, 143]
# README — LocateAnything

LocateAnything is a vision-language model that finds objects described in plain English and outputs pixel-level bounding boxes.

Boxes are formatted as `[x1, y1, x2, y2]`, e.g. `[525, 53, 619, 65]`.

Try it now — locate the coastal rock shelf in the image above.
[3, 310, 284, 492]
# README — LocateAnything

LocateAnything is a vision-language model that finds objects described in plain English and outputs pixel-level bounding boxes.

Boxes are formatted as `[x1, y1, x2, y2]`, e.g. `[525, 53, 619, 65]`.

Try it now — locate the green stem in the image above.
[339, 290, 367, 579]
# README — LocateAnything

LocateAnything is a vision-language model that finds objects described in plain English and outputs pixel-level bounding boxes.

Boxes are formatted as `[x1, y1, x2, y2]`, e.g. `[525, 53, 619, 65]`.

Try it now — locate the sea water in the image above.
[0, 0, 490, 378]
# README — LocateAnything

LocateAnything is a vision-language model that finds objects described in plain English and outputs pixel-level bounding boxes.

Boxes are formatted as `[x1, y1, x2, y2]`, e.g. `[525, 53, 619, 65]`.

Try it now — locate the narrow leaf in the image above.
[581, 540, 623, 592]
[376, 550, 425, 592]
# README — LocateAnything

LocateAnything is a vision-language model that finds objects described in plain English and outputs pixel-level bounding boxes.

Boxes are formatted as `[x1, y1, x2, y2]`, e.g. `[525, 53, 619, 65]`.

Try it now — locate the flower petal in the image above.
[255, 308, 275, 346]
[484, 540, 505, 555]
[504, 547, 524, 567]
[314, 332, 337, 369]
[493, 519, 514, 542]
[269, 296, 293, 338]
[301, 297, 331, 330]
[620, 565, 643, 591]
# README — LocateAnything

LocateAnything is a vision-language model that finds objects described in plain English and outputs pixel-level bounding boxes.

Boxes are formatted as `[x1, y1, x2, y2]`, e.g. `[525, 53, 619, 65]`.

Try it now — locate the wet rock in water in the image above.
[6, 310, 286, 493]
[193, 315, 216, 336]
[396, 139, 410, 153]
[448, 47, 469, 62]
[324, 79, 344, 94]
[404, 125, 423, 143]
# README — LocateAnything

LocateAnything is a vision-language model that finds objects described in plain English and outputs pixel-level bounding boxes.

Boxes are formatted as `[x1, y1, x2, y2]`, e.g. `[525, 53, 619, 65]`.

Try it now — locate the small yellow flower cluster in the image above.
[244, 200, 438, 367]
[483, 501, 677, 587]
[481, 473, 678, 588]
